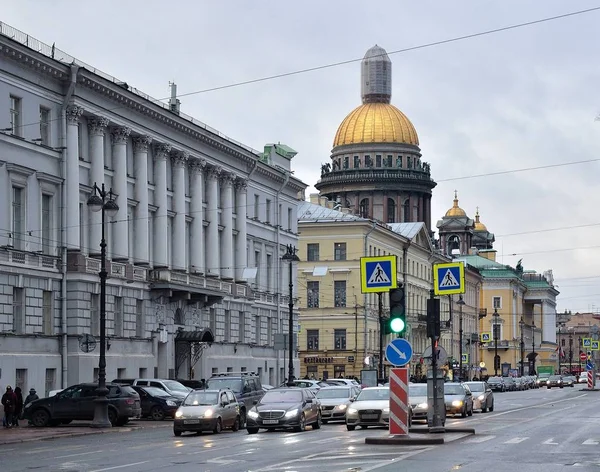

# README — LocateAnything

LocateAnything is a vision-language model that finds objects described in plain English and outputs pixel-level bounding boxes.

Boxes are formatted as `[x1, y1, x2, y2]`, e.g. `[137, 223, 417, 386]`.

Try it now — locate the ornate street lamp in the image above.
[457, 295, 465, 381]
[282, 245, 300, 387]
[88, 183, 118, 428]
[569, 331, 573, 375]
[519, 318, 525, 377]
[493, 308, 500, 376]
[531, 320, 536, 375]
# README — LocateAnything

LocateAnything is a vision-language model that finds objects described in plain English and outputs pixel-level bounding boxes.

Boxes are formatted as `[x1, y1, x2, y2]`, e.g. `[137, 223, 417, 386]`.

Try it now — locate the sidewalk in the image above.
[0, 419, 171, 446]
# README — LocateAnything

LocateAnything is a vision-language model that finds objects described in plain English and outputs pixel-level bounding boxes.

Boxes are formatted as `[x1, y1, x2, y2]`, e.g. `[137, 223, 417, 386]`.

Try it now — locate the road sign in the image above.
[360, 255, 397, 293]
[580, 352, 588, 362]
[461, 353, 469, 364]
[433, 262, 465, 296]
[481, 332, 491, 343]
[389, 368, 409, 435]
[582, 338, 592, 348]
[586, 361, 594, 370]
[422, 345, 448, 366]
[592, 340, 599, 351]
[385, 338, 413, 367]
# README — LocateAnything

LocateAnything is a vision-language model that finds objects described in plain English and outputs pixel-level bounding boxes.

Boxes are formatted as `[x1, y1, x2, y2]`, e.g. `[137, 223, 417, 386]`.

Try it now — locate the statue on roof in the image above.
[516, 259, 523, 273]
[321, 162, 331, 176]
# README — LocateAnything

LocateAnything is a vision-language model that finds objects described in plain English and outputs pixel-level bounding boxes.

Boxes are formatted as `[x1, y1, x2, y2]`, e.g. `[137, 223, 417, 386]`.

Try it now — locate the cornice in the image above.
[0, 37, 70, 82]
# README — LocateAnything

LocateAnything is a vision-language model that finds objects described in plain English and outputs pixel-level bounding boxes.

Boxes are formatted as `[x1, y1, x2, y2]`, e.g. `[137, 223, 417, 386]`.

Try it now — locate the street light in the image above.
[569, 331, 573, 375]
[531, 320, 536, 375]
[493, 308, 500, 376]
[87, 183, 118, 428]
[457, 295, 465, 381]
[519, 317, 525, 377]
[282, 245, 300, 387]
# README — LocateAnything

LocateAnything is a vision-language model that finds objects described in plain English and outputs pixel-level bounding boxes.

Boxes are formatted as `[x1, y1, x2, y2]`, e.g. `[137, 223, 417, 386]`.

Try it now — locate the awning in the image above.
[175, 328, 214, 343]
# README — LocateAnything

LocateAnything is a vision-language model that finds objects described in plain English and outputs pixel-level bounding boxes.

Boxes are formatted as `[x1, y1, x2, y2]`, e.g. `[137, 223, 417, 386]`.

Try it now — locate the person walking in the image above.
[24, 388, 39, 405]
[1, 385, 17, 428]
[12, 387, 23, 427]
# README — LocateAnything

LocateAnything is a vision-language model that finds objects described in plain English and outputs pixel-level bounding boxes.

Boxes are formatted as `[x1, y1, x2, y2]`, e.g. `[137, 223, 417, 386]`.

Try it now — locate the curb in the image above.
[409, 427, 476, 434]
[366, 435, 444, 445]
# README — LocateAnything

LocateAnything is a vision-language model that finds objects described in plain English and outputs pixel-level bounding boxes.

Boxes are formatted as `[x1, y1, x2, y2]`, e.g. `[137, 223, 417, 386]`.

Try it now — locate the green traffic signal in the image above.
[389, 316, 405, 333]
[388, 285, 406, 334]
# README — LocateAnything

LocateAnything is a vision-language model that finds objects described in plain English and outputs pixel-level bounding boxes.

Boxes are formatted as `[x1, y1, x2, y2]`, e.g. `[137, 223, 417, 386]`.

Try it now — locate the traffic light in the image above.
[426, 298, 441, 339]
[387, 285, 406, 335]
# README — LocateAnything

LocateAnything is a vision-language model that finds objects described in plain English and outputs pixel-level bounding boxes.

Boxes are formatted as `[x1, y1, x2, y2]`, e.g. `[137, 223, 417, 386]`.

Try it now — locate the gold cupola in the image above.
[474, 207, 488, 231]
[445, 191, 467, 217]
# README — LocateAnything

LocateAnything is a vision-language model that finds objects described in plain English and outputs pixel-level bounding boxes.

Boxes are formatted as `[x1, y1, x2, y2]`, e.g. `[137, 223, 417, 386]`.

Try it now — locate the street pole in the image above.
[282, 245, 300, 387]
[519, 318, 525, 377]
[88, 183, 118, 428]
[448, 295, 453, 366]
[378, 292, 384, 382]
[493, 308, 499, 376]
[458, 296, 465, 381]
[531, 320, 536, 375]
[569, 332, 573, 375]
[427, 289, 443, 431]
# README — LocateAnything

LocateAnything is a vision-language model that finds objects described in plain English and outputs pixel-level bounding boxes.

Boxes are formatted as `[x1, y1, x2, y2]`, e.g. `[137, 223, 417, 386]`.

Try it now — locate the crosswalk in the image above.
[463, 435, 599, 446]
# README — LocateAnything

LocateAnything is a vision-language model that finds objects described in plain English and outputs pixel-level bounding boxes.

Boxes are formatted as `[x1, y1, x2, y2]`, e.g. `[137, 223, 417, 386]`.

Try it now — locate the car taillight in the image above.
[126, 398, 135, 405]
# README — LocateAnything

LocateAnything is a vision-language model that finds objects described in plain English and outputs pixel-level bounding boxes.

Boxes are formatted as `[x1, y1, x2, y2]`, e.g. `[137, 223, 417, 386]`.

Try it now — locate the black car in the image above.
[246, 387, 322, 433]
[205, 372, 264, 427]
[132, 386, 181, 420]
[23, 383, 141, 427]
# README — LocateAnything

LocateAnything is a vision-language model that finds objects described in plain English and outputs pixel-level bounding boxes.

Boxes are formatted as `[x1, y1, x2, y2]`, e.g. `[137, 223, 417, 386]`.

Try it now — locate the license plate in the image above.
[361, 414, 378, 420]
[184, 419, 200, 424]
[262, 419, 279, 425]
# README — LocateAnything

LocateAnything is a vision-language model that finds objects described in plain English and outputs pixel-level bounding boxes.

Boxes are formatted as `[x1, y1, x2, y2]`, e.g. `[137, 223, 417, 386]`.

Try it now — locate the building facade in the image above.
[0, 24, 305, 395]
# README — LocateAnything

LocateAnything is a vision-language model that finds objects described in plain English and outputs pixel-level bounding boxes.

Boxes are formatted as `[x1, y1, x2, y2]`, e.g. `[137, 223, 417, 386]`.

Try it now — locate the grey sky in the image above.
[3, 0, 600, 313]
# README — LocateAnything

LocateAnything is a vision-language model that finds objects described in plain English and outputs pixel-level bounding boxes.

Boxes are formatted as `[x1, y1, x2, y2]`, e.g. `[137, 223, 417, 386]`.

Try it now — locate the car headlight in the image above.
[175, 410, 183, 418]
[347, 408, 358, 415]
[166, 400, 177, 407]
[247, 410, 259, 419]
[477, 395, 485, 401]
[285, 409, 299, 418]
[203, 409, 213, 418]
[417, 402, 428, 409]
[383, 407, 390, 413]
[336, 404, 347, 410]
[451, 400, 463, 407]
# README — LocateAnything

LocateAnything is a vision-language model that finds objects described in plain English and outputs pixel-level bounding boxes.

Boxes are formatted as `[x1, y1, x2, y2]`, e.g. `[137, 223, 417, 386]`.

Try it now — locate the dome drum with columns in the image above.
[315, 45, 436, 231]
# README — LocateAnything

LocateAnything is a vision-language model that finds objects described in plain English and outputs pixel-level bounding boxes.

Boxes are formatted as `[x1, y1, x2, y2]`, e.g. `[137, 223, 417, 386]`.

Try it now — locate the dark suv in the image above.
[205, 372, 263, 427]
[23, 383, 141, 427]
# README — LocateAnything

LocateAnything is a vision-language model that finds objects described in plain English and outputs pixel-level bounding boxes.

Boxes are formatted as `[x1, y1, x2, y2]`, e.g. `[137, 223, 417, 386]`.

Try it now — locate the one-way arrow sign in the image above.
[385, 338, 413, 367]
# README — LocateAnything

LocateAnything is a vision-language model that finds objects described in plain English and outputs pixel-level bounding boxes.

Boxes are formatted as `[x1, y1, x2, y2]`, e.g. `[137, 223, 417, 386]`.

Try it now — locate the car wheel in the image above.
[32, 409, 50, 427]
[489, 403, 494, 412]
[150, 406, 165, 421]
[232, 416, 240, 432]
[468, 406, 473, 417]
[174, 430, 182, 437]
[108, 409, 118, 426]
[247, 428, 259, 434]
[346, 424, 356, 431]
[239, 409, 247, 428]
[312, 412, 322, 429]
[322, 419, 329, 424]
[461, 406, 467, 418]
[213, 418, 222, 434]
[293, 414, 306, 432]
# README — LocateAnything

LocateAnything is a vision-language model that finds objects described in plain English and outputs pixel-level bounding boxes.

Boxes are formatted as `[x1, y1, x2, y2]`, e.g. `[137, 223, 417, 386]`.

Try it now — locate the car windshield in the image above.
[488, 377, 502, 383]
[163, 381, 190, 393]
[316, 388, 351, 399]
[549, 375, 561, 380]
[206, 378, 243, 393]
[464, 382, 485, 392]
[356, 388, 389, 401]
[444, 385, 465, 395]
[183, 392, 218, 406]
[143, 387, 171, 397]
[409, 384, 427, 396]
[261, 390, 302, 403]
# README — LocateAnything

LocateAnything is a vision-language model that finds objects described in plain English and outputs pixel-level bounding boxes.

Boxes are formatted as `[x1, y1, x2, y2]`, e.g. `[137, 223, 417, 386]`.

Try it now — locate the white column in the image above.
[235, 178, 248, 281]
[220, 172, 235, 280]
[172, 150, 188, 271]
[111, 126, 131, 261]
[153, 143, 171, 268]
[189, 158, 206, 274]
[65, 105, 83, 251]
[87, 117, 109, 255]
[133, 135, 151, 264]
[205, 165, 221, 277]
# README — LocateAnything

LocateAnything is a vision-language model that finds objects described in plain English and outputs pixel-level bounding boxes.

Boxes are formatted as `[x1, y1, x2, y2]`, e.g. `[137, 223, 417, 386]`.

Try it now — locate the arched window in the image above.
[447, 235, 460, 255]
[402, 199, 410, 222]
[359, 198, 370, 218]
[387, 198, 396, 223]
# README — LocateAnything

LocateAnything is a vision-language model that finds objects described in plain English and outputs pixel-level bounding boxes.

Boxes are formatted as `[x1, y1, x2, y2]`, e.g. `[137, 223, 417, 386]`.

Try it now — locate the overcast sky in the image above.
[3, 0, 600, 315]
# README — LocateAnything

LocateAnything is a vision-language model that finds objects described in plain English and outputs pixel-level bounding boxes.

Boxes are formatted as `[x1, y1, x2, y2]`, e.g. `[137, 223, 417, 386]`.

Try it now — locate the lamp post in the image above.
[282, 245, 300, 387]
[531, 320, 536, 375]
[519, 318, 525, 377]
[457, 295, 465, 381]
[493, 308, 500, 376]
[579, 337, 583, 376]
[569, 331, 573, 375]
[87, 183, 118, 428]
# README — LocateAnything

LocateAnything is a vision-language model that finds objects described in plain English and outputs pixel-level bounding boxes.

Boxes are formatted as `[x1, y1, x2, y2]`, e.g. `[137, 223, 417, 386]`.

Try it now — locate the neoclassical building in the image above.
[0, 23, 305, 394]
[314, 45, 436, 233]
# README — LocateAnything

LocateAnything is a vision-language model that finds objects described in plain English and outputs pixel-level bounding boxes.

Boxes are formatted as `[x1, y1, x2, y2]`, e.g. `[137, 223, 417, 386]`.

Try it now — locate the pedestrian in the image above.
[12, 387, 23, 427]
[1, 385, 17, 428]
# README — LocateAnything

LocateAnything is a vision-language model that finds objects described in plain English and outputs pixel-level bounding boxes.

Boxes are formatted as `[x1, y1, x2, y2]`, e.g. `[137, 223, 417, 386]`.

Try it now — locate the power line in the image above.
[496, 222, 600, 238]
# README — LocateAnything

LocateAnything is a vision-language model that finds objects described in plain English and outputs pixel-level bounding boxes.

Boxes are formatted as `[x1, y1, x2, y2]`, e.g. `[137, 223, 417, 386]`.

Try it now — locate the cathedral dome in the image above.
[333, 102, 419, 148]
[474, 208, 488, 231]
[445, 191, 467, 217]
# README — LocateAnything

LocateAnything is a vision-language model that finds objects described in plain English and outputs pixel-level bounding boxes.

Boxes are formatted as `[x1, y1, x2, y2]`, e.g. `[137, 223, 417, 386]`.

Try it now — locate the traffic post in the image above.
[389, 368, 410, 435]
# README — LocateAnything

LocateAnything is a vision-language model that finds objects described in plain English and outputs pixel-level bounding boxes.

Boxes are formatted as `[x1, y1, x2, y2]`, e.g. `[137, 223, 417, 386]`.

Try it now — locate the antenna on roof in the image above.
[169, 81, 180, 115]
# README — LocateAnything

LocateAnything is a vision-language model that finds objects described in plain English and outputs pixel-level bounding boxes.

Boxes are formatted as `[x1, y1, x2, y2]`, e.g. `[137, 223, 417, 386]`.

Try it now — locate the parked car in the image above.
[346, 386, 412, 430]
[487, 377, 506, 392]
[464, 381, 494, 412]
[23, 383, 141, 427]
[130, 379, 191, 399]
[206, 372, 264, 427]
[173, 388, 241, 436]
[408, 383, 428, 421]
[246, 387, 321, 433]
[131, 386, 181, 420]
[444, 383, 473, 417]
[175, 379, 205, 390]
[562, 376, 575, 387]
[547, 375, 563, 389]
[502, 377, 517, 391]
[315, 386, 359, 423]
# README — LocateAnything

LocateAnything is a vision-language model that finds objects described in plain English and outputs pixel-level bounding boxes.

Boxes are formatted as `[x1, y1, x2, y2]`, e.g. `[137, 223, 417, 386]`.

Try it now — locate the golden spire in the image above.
[445, 191, 466, 217]
[474, 206, 488, 231]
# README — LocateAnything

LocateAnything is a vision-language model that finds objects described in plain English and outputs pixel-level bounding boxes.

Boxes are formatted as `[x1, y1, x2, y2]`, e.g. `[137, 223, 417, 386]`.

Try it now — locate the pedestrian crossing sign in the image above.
[433, 262, 465, 296]
[481, 332, 491, 343]
[583, 338, 592, 348]
[360, 255, 397, 293]
[592, 340, 600, 351]
[461, 353, 469, 363]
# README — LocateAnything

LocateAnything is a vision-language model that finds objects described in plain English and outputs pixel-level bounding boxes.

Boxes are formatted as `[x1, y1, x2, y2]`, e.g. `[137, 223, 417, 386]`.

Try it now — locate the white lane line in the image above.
[89, 461, 149, 472]
[542, 438, 559, 445]
[504, 437, 528, 444]
[54, 450, 104, 459]
[463, 435, 496, 444]
[582, 439, 599, 445]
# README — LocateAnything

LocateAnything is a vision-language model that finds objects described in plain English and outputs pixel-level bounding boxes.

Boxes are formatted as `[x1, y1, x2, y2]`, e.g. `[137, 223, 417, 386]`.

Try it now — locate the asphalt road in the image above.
[0, 385, 595, 472]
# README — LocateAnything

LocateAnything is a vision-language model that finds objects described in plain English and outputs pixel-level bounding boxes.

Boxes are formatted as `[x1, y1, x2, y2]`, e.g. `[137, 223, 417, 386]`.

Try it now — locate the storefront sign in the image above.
[304, 357, 333, 364]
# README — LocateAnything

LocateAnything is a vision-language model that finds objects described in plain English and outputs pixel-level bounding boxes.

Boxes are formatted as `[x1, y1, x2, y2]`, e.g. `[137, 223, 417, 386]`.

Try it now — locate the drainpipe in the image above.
[59, 64, 80, 388]
[363, 222, 377, 365]
[275, 170, 290, 385]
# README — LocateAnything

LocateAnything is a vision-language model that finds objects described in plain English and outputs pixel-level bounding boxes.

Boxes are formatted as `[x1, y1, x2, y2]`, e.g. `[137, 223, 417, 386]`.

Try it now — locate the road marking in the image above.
[542, 438, 559, 445]
[54, 450, 104, 459]
[463, 435, 496, 444]
[89, 461, 149, 472]
[582, 439, 599, 445]
[504, 437, 528, 444]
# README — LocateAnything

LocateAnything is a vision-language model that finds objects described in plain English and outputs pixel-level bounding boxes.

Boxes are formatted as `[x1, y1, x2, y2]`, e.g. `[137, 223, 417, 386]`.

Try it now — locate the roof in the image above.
[387, 222, 424, 240]
[297, 201, 367, 222]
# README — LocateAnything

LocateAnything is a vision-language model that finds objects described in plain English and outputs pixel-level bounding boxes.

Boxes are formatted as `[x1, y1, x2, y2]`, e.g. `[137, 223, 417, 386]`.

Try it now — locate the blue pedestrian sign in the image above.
[385, 338, 413, 367]
[583, 338, 592, 348]
[586, 361, 594, 371]
[360, 256, 397, 293]
[433, 262, 465, 296]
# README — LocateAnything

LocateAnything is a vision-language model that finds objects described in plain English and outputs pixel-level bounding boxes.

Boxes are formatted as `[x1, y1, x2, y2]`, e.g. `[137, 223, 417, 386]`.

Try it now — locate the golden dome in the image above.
[474, 207, 488, 231]
[445, 191, 467, 217]
[333, 102, 419, 148]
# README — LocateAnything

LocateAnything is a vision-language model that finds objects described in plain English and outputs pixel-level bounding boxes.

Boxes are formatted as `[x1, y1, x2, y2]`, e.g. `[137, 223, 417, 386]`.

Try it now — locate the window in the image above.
[45, 368, 56, 397]
[307, 281, 319, 308]
[287, 208, 293, 231]
[447, 235, 460, 255]
[13, 287, 25, 334]
[334, 243, 346, 261]
[353, 156, 360, 168]
[386, 155, 393, 167]
[39, 107, 50, 145]
[41, 194, 52, 255]
[266, 254, 273, 292]
[334, 281, 346, 307]
[114, 296, 123, 337]
[209, 308, 216, 333]
[254, 195, 260, 219]
[307, 330, 319, 350]
[493, 322, 502, 341]
[15, 368, 27, 392]
[376, 155, 382, 167]
[402, 199, 410, 222]
[255, 315, 261, 344]
[267, 317, 273, 345]
[135, 299, 144, 337]
[10, 95, 21, 136]
[334, 329, 347, 350]
[359, 198, 369, 218]
[493, 297, 502, 309]
[307, 243, 319, 261]
[42, 290, 53, 335]
[387, 198, 396, 223]
[11, 186, 24, 249]
[265, 199, 271, 224]
[334, 365, 345, 378]
[224, 309, 231, 342]
[91, 294, 99, 336]
[174, 307, 184, 325]
[239, 311, 246, 342]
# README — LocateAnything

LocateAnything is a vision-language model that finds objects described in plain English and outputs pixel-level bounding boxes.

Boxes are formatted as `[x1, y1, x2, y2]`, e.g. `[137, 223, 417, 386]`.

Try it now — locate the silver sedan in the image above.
[463, 381, 494, 412]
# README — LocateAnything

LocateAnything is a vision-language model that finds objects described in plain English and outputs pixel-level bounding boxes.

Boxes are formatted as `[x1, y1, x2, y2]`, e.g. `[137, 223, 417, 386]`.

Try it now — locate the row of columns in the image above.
[65, 105, 249, 279]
